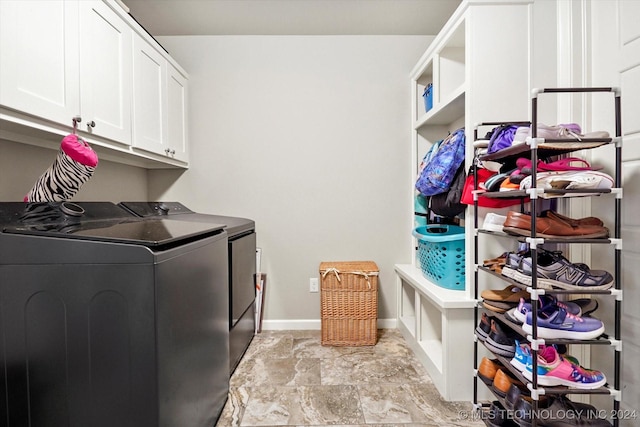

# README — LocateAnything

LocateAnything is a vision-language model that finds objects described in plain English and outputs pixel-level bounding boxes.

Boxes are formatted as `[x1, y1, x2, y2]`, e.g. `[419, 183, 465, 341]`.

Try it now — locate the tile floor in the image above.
[215, 329, 482, 426]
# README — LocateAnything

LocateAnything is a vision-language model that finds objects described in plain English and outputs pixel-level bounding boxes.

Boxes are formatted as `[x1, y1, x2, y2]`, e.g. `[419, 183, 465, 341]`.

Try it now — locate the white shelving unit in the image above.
[395, 0, 533, 401]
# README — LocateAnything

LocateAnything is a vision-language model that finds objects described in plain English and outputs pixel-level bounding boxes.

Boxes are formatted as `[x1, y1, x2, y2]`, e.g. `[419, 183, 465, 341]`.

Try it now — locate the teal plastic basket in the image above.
[412, 225, 465, 290]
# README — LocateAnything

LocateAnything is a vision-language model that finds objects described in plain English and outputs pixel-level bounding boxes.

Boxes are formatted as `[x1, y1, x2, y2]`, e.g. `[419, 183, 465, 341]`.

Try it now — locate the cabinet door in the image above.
[79, 1, 132, 145]
[167, 65, 188, 162]
[132, 35, 168, 156]
[0, 0, 80, 126]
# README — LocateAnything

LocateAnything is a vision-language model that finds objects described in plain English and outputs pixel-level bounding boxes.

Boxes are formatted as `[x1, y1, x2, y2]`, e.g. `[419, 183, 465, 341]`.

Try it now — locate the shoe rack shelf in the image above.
[471, 87, 623, 427]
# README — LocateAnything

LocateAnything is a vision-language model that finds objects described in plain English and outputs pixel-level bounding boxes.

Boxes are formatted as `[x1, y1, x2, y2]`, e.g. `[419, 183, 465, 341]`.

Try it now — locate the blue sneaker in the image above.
[523, 305, 605, 340]
[510, 340, 530, 373]
[513, 295, 582, 324]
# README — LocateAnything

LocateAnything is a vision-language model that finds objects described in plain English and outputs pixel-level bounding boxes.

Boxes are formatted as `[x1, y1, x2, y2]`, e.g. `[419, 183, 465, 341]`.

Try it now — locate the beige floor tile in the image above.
[216, 330, 480, 427]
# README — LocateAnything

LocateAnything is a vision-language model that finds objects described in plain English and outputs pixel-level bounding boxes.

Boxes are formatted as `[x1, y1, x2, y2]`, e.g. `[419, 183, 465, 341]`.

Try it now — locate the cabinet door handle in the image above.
[72, 116, 82, 134]
[170, 149, 176, 155]
[165, 148, 170, 155]
[86, 120, 96, 130]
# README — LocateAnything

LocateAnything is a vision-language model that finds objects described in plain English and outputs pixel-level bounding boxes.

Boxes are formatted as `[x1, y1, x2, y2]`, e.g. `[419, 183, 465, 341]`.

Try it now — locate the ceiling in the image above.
[123, 0, 461, 36]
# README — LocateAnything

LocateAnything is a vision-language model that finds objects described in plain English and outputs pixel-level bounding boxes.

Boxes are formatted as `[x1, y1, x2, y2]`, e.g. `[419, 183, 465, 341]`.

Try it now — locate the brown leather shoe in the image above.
[542, 210, 604, 227]
[502, 211, 609, 239]
[492, 368, 525, 397]
[478, 357, 501, 386]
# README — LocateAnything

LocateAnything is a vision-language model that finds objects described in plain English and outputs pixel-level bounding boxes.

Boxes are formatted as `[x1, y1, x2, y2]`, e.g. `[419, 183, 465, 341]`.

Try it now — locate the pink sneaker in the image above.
[523, 346, 606, 389]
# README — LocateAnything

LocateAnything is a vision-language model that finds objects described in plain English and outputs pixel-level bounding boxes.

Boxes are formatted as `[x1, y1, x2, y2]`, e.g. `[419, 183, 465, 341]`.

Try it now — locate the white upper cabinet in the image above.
[0, 0, 189, 168]
[132, 35, 189, 163]
[166, 65, 189, 163]
[132, 34, 168, 155]
[79, 1, 132, 145]
[0, 0, 80, 125]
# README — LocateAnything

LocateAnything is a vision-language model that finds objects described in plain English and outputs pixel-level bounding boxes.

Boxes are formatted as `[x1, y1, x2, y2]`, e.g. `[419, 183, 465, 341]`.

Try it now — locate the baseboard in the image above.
[261, 318, 397, 331]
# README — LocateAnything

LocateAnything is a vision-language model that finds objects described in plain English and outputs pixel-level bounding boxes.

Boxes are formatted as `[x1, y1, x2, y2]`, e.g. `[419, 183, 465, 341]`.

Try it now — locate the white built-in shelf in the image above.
[414, 84, 466, 129]
[395, 263, 476, 401]
[395, 264, 475, 309]
[398, 0, 533, 403]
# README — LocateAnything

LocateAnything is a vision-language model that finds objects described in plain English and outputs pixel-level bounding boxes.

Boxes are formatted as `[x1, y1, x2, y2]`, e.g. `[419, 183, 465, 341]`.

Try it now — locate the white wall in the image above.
[149, 35, 432, 324]
[0, 139, 148, 202]
[528, 0, 638, 419]
[589, 0, 640, 420]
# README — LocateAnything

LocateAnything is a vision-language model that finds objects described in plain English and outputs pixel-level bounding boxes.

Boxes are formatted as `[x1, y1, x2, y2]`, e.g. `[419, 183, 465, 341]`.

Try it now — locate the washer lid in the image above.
[119, 201, 255, 237]
[118, 201, 193, 217]
[4, 218, 225, 248]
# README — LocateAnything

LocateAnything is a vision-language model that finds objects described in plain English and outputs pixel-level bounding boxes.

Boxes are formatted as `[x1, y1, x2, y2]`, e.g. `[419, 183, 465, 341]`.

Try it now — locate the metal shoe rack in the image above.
[471, 87, 622, 426]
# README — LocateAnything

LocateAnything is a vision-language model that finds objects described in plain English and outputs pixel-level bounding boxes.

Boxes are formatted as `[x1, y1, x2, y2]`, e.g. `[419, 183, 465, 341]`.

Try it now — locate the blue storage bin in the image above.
[412, 224, 465, 290]
[422, 83, 433, 112]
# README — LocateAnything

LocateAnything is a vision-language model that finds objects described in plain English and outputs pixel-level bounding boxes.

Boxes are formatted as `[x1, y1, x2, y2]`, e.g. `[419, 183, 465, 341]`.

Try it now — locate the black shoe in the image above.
[485, 318, 520, 358]
[514, 395, 612, 427]
[505, 383, 522, 411]
[486, 400, 517, 427]
[572, 298, 599, 316]
[513, 395, 552, 427]
[540, 396, 612, 426]
[476, 312, 492, 342]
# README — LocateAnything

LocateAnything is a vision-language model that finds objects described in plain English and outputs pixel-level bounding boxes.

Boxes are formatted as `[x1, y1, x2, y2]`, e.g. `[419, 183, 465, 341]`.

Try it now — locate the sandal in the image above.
[483, 253, 508, 267]
[516, 157, 601, 172]
[490, 263, 504, 274]
[539, 157, 601, 171]
[481, 285, 530, 303]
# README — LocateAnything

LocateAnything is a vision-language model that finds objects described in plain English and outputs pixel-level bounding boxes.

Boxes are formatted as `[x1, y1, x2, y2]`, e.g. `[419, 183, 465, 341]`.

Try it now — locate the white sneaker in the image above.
[530, 123, 609, 141]
[511, 126, 531, 145]
[536, 123, 582, 139]
[482, 213, 507, 232]
[519, 170, 614, 198]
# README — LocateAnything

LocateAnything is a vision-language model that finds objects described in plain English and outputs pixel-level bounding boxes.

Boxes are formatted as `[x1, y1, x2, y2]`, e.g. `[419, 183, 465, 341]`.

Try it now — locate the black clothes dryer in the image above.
[119, 201, 256, 376]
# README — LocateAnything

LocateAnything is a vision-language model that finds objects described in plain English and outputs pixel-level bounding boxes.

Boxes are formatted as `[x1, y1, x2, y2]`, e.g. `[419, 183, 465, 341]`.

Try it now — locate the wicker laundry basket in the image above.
[319, 261, 378, 346]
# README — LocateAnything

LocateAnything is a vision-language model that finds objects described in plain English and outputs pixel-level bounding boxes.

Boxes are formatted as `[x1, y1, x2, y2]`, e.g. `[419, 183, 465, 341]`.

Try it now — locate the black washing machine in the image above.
[0, 201, 230, 427]
[119, 202, 256, 375]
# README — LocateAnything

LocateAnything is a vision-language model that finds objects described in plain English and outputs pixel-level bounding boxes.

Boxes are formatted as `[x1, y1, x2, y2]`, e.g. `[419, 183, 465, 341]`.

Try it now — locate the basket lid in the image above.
[319, 261, 378, 273]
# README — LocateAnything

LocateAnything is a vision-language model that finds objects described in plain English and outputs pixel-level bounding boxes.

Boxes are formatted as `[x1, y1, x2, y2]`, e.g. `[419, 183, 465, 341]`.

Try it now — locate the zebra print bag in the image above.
[24, 134, 99, 202]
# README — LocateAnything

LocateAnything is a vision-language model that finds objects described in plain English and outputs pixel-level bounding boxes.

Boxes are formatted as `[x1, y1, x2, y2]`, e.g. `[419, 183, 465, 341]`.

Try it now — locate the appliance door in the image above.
[229, 232, 256, 374]
[229, 232, 256, 328]
[156, 233, 229, 427]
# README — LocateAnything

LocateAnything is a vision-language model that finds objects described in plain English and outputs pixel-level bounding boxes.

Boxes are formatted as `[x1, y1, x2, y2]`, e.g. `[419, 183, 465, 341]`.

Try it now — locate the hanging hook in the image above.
[72, 116, 82, 135]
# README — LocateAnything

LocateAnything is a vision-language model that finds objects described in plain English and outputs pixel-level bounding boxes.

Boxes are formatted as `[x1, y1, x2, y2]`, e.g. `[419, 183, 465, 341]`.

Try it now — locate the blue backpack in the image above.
[415, 128, 466, 196]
